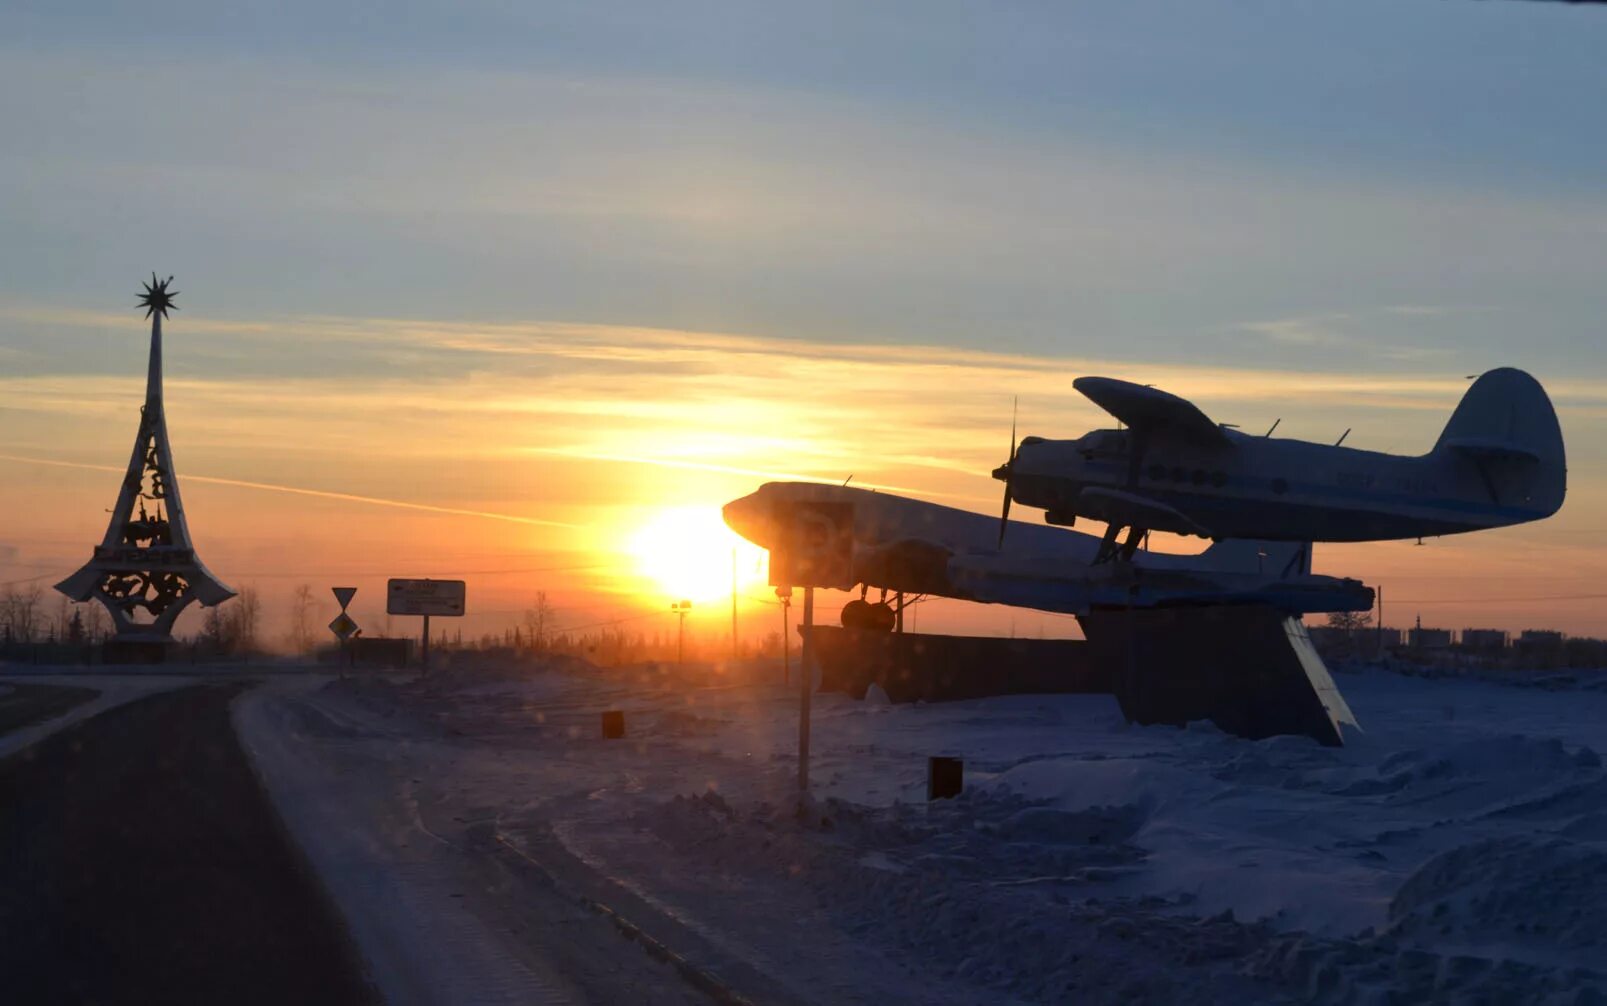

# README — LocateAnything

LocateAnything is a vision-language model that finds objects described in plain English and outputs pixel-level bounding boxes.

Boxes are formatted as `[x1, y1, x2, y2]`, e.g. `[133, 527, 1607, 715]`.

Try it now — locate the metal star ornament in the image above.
[137, 273, 179, 319]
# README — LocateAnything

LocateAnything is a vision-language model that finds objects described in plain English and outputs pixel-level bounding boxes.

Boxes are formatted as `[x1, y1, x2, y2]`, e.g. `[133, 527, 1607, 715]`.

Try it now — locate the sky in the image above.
[2, 1, 1606, 645]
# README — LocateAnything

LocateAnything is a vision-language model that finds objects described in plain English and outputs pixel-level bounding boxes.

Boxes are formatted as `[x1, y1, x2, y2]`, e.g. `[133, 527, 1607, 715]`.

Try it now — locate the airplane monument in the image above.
[56, 276, 235, 659]
[726, 368, 1566, 746]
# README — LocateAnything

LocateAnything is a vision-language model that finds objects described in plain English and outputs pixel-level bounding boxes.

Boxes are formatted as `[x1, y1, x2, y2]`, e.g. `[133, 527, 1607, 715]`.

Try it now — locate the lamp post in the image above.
[671, 599, 693, 665]
[776, 586, 792, 684]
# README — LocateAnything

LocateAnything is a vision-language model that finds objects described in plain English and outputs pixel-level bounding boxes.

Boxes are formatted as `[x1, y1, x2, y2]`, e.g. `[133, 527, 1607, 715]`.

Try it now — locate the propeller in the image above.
[996, 398, 1018, 548]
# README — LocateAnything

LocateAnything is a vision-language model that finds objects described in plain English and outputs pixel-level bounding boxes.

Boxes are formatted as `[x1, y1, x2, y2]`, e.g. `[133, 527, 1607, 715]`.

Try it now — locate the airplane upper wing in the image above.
[1073, 376, 1233, 447]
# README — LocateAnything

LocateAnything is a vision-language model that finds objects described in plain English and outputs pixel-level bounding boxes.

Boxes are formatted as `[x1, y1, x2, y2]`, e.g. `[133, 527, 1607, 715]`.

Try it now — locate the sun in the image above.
[625, 505, 767, 604]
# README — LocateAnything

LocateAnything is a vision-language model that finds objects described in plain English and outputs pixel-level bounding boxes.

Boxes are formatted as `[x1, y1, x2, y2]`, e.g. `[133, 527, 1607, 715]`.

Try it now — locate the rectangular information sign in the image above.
[386, 578, 467, 616]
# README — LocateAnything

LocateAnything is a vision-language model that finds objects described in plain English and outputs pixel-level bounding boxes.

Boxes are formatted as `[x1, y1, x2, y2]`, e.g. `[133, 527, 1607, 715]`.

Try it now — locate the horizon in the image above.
[3, 1, 1605, 644]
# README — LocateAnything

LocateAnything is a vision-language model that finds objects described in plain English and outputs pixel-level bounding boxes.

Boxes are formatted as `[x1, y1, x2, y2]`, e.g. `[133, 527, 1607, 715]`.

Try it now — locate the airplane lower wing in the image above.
[1076, 486, 1213, 538]
[947, 552, 1373, 617]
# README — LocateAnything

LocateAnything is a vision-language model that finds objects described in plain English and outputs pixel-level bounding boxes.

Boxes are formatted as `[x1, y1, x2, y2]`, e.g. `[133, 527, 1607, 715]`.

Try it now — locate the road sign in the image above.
[386, 578, 466, 616]
[332, 586, 357, 611]
[328, 612, 360, 641]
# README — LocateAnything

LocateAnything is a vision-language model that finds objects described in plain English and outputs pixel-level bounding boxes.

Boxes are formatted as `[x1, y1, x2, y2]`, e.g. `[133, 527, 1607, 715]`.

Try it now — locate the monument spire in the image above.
[56, 276, 235, 653]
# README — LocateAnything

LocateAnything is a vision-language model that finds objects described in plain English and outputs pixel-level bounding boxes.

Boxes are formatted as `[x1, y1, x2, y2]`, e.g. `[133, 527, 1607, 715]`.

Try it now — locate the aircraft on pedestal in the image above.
[722, 481, 1373, 630]
[995, 367, 1566, 563]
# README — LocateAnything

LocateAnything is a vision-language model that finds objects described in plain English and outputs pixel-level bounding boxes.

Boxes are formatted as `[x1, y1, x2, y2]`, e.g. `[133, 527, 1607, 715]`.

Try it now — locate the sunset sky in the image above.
[3, 2, 1606, 644]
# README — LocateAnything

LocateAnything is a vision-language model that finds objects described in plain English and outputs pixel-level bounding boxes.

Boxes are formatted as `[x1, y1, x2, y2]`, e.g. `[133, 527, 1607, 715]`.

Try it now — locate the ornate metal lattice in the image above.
[55, 276, 234, 643]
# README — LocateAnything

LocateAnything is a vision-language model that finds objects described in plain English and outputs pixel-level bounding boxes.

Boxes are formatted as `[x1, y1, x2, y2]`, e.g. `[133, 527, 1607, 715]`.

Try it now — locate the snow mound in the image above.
[631, 788, 1280, 1002]
[1390, 837, 1607, 957]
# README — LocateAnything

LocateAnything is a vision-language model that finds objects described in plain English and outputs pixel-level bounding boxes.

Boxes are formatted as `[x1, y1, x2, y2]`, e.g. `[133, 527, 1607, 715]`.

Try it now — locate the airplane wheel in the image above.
[841, 599, 872, 629]
[866, 602, 896, 632]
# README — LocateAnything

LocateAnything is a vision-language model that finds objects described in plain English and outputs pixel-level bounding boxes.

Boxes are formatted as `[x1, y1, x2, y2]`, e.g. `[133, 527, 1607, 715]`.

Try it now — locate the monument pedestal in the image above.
[102, 639, 174, 666]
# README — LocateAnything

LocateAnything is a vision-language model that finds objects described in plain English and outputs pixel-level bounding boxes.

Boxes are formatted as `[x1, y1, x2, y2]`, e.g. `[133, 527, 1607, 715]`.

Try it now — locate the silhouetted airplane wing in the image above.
[1073, 376, 1233, 447]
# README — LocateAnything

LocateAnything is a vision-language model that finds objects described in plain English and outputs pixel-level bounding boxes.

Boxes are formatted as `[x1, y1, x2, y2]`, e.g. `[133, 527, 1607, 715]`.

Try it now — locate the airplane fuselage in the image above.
[724, 481, 1372, 615]
[1007, 427, 1561, 542]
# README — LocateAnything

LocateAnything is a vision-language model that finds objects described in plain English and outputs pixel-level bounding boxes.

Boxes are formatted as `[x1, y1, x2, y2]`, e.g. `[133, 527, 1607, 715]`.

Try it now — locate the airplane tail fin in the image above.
[1199, 538, 1310, 577]
[1433, 368, 1566, 515]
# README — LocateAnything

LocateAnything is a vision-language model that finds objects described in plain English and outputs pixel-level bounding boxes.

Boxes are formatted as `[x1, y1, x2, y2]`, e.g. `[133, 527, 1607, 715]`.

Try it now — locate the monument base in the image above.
[102, 639, 172, 665]
[1078, 604, 1357, 747]
[810, 626, 1110, 703]
[808, 604, 1358, 746]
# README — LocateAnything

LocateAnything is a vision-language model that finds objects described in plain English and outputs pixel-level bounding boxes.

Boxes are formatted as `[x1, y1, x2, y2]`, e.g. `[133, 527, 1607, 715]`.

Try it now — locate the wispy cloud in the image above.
[0, 453, 576, 528]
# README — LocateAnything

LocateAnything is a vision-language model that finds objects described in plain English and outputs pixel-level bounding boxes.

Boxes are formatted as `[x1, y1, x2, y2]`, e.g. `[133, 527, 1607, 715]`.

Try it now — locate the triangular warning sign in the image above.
[332, 586, 357, 610]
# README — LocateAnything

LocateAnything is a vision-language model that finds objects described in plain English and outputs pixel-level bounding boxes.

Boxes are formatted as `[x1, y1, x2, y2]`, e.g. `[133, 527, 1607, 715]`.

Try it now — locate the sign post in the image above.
[387, 578, 466, 674]
[767, 500, 854, 794]
[776, 586, 792, 685]
[670, 599, 692, 665]
[798, 586, 814, 791]
[329, 586, 360, 672]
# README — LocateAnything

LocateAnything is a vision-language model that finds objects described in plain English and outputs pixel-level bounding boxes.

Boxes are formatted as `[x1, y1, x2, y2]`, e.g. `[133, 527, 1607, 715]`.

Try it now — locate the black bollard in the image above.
[928, 756, 963, 801]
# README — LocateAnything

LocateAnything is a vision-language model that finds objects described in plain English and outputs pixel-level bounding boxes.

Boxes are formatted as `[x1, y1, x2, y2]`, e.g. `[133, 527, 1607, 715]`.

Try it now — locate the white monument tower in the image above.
[56, 276, 235, 654]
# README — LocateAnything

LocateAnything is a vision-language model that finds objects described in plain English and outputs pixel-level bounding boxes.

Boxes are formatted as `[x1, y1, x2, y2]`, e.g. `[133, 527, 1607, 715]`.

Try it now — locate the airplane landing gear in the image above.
[1094, 523, 1150, 565]
[841, 592, 897, 632]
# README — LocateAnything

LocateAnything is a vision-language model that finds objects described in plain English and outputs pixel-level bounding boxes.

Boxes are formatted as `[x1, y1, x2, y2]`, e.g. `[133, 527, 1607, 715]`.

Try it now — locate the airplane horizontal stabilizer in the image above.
[1440, 436, 1542, 465]
[1199, 538, 1310, 576]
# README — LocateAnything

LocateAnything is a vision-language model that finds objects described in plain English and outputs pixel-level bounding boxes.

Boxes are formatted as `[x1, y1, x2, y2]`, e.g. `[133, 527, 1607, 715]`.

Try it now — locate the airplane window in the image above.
[1211, 471, 1227, 488]
[1147, 464, 1165, 481]
[1191, 469, 1206, 486]
[1272, 477, 1289, 495]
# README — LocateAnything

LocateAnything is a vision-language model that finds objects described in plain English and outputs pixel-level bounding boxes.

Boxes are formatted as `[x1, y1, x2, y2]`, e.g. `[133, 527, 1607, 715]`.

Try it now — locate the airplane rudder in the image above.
[1434, 368, 1565, 463]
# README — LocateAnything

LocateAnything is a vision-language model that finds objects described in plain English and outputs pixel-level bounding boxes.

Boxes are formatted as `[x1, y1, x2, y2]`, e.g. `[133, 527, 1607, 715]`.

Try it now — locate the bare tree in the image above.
[523, 591, 552, 653]
[2, 583, 43, 643]
[51, 593, 73, 643]
[83, 601, 112, 643]
[230, 586, 262, 652]
[1326, 611, 1373, 632]
[287, 583, 316, 653]
[202, 586, 262, 655]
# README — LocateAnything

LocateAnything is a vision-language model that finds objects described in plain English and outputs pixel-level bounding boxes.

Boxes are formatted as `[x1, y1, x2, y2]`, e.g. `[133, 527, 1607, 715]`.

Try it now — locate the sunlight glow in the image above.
[623, 505, 768, 604]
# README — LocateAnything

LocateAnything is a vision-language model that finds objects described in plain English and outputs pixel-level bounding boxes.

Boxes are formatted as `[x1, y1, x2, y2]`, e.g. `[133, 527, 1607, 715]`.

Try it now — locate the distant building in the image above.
[1308, 624, 1404, 659]
[1516, 629, 1565, 653]
[1409, 616, 1452, 650]
[1460, 628, 1508, 651]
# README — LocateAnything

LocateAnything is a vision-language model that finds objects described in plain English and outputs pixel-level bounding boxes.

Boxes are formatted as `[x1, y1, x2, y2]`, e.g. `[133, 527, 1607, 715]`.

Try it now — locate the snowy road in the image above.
[0, 682, 377, 1005]
[235, 678, 716, 1006]
[241, 663, 1607, 1004]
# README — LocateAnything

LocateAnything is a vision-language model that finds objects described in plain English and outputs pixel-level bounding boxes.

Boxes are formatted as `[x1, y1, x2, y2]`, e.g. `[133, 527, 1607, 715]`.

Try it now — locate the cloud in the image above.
[1236, 313, 1355, 348]
[0, 453, 576, 529]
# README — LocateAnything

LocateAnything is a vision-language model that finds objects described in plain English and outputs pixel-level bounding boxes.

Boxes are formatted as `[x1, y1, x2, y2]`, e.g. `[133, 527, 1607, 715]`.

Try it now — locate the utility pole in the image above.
[672, 599, 692, 665]
[777, 586, 792, 684]
[1376, 584, 1384, 658]
[798, 586, 814, 792]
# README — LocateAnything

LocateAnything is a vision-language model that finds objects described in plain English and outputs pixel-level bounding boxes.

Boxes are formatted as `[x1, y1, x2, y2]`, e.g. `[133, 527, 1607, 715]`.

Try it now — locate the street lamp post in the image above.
[671, 599, 693, 665]
[776, 586, 793, 684]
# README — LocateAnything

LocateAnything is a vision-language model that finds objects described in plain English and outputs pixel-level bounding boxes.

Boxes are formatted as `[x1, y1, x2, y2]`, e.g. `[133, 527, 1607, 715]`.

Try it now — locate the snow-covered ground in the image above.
[242, 661, 1607, 1005]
